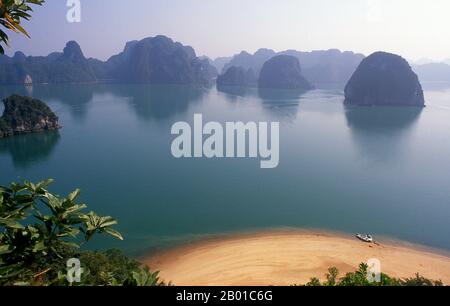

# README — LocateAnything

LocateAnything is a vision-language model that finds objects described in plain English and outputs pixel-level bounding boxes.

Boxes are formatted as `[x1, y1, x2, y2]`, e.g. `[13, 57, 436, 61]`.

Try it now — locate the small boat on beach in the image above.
[356, 234, 373, 243]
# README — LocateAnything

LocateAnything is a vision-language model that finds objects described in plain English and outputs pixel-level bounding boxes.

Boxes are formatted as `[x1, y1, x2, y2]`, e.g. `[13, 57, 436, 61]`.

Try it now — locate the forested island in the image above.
[0, 95, 60, 138]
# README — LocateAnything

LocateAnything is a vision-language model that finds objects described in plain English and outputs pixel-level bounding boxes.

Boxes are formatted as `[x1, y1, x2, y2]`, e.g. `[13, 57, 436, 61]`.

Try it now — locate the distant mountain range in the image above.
[258, 55, 313, 90]
[200, 56, 232, 74]
[96, 36, 217, 86]
[212, 51, 450, 86]
[412, 63, 450, 83]
[218, 48, 365, 85]
[0, 41, 96, 84]
[0, 36, 217, 86]
[217, 66, 257, 87]
[222, 49, 277, 77]
[1, 35, 450, 86]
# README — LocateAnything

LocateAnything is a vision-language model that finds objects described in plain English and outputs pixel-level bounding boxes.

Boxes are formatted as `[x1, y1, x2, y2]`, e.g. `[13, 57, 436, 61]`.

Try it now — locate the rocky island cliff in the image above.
[220, 48, 364, 85]
[258, 55, 313, 90]
[101, 35, 218, 86]
[0, 95, 60, 138]
[345, 52, 425, 106]
[217, 66, 257, 87]
[0, 36, 217, 86]
[0, 41, 96, 85]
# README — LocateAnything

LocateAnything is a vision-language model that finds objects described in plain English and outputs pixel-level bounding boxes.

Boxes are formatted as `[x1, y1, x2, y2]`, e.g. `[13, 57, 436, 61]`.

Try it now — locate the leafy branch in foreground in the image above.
[0, 179, 135, 285]
[0, 0, 45, 54]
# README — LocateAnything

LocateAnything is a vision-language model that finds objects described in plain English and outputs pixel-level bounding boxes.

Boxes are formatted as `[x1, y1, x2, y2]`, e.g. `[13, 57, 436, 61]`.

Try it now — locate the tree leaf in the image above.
[103, 228, 124, 241]
[36, 179, 54, 190]
[0, 218, 24, 229]
[67, 189, 80, 202]
[0, 245, 13, 255]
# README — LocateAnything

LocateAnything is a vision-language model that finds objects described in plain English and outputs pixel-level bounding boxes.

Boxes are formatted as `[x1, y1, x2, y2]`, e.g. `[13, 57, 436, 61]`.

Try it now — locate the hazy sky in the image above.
[5, 0, 450, 62]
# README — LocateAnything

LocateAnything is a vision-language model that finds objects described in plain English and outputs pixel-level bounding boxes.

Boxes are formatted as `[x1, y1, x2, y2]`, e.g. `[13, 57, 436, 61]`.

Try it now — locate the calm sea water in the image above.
[1, 83, 449, 255]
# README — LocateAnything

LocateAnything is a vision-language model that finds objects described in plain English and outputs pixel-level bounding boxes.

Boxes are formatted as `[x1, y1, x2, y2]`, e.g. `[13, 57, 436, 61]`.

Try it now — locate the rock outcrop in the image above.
[413, 62, 450, 83]
[46, 41, 97, 83]
[345, 52, 425, 106]
[210, 56, 233, 74]
[258, 55, 313, 90]
[0, 36, 217, 86]
[223, 49, 277, 77]
[220, 48, 364, 85]
[0, 41, 97, 84]
[104, 35, 217, 86]
[217, 66, 257, 87]
[0, 95, 60, 138]
[0, 38, 366, 87]
[279, 49, 364, 85]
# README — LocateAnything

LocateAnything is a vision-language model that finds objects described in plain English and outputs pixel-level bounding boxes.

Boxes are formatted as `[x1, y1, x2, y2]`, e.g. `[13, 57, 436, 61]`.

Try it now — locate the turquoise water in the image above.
[1, 83, 449, 255]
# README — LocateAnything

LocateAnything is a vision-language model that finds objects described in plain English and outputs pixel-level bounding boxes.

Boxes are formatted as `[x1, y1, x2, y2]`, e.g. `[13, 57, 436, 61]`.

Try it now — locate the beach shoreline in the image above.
[141, 228, 450, 286]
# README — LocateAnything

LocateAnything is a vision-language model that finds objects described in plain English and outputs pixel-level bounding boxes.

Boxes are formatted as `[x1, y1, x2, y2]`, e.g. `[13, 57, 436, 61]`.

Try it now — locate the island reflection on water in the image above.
[344, 106, 423, 162]
[0, 131, 61, 169]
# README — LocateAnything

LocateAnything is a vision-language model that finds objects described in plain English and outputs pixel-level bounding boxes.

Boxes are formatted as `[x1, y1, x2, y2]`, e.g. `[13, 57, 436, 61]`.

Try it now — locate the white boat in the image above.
[356, 234, 373, 243]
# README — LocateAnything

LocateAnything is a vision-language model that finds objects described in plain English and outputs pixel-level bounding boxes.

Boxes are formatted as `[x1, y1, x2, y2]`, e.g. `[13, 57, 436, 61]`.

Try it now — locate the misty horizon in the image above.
[4, 35, 449, 69]
[4, 0, 450, 63]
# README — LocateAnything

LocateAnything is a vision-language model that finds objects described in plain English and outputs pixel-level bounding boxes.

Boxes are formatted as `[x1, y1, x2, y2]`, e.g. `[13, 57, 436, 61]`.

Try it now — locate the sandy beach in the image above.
[142, 229, 450, 286]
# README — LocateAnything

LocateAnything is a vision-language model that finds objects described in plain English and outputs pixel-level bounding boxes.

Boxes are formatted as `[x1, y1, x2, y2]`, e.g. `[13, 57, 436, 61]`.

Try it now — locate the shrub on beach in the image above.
[303, 264, 443, 287]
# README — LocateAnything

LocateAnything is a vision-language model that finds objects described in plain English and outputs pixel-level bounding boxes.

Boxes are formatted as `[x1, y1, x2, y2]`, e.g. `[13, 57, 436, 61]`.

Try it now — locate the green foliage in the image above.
[324, 267, 339, 286]
[0, 179, 124, 285]
[0, 0, 44, 54]
[60, 249, 166, 286]
[304, 263, 443, 287]
[337, 263, 373, 286]
[127, 266, 162, 287]
[78, 249, 140, 286]
[0, 95, 60, 138]
[400, 273, 443, 286]
[0, 179, 163, 286]
[304, 277, 321, 287]
[1, 94, 58, 123]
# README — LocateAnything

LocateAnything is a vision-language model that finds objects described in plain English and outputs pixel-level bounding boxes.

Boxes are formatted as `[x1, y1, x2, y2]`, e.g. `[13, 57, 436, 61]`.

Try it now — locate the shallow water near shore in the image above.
[1, 83, 450, 255]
